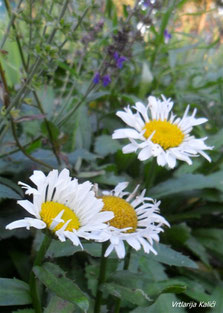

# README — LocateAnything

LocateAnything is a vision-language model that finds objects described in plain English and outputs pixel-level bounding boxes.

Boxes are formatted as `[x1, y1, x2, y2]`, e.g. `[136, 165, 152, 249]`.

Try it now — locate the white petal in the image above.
[115, 240, 126, 259]
[138, 146, 152, 161]
[114, 182, 128, 197]
[6, 218, 46, 230]
[17, 200, 39, 217]
[112, 128, 141, 139]
[105, 243, 114, 257]
[126, 237, 141, 251]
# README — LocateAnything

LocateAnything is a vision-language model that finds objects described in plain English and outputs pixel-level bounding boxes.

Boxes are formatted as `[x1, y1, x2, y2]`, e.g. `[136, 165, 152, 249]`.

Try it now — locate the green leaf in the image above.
[102, 282, 151, 306]
[0, 183, 22, 199]
[207, 128, 223, 149]
[93, 171, 130, 186]
[0, 278, 31, 306]
[178, 277, 212, 302]
[139, 258, 168, 281]
[0, 177, 23, 197]
[71, 104, 92, 151]
[41, 120, 60, 141]
[44, 295, 75, 313]
[194, 228, 223, 257]
[209, 283, 223, 313]
[150, 171, 223, 198]
[46, 239, 82, 258]
[94, 135, 121, 157]
[139, 243, 198, 268]
[111, 271, 186, 298]
[33, 262, 89, 312]
[130, 294, 187, 313]
[185, 236, 210, 266]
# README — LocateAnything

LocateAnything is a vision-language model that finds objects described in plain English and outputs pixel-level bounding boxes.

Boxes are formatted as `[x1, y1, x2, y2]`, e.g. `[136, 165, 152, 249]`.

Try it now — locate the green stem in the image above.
[144, 158, 157, 191]
[113, 247, 132, 313]
[29, 233, 52, 313]
[94, 242, 108, 313]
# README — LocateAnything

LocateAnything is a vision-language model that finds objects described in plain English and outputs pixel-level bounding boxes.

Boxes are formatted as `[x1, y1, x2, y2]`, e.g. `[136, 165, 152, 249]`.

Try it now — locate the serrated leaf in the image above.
[44, 295, 75, 313]
[139, 243, 198, 268]
[130, 294, 187, 313]
[33, 262, 89, 312]
[150, 171, 223, 198]
[102, 282, 151, 306]
[94, 135, 121, 157]
[0, 278, 31, 306]
[111, 271, 186, 297]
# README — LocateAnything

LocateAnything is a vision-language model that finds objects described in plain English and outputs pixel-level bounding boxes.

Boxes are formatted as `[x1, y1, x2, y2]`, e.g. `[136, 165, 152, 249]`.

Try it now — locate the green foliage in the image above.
[1, 0, 223, 312]
[33, 262, 89, 312]
[0, 278, 31, 306]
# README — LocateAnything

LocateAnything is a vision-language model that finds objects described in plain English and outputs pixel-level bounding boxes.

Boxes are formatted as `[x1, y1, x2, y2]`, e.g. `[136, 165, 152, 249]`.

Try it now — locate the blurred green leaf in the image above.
[44, 295, 75, 313]
[209, 283, 223, 313]
[0, 183, 22, 199]
[130, 294, 187, 313]
[46, 239, 82, 258]
[139, 243, 198, 269]
[111, 271, 186, 298]
[0, 278, 31, 306]
[71, 104, 92, 151]
[33, 262, 89, 312]
[94, 135, 121, 157]
[150, 171, 223, 198]
[41, 120, 60, 141]
[102, 282, 151, 306]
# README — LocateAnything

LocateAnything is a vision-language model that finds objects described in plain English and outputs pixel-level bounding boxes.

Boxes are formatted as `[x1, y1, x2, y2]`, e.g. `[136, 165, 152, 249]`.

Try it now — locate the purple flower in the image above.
[93, 72, 100, 84]
[143, 0, 151, 7]
[102, 75, 111, 87]
[113, 52, 127, 69]
[164, 29, 172, 44]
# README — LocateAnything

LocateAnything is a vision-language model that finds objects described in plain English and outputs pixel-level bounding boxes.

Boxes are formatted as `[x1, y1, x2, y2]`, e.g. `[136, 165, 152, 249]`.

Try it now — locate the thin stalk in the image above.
[3, 0, 61, 165]
[46, 0, 70, 44]
[113, 247, 132, 313]
[4, 0, 27, 68]
[10, 118, 53, 169]
[0, 0, 23, 49]
[29, 233, 52, 313]
[144, 158, 157, 191]
[27, 0, 34, 70]
[94, 242, 108, 313]
[0, 135, 42, 158]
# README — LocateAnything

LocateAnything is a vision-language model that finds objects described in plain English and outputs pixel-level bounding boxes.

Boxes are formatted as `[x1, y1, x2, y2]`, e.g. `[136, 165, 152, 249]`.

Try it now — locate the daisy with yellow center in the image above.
[112, 95, 213, 168]
[6, 169, 114, 247]
[93, 182, 169, 259]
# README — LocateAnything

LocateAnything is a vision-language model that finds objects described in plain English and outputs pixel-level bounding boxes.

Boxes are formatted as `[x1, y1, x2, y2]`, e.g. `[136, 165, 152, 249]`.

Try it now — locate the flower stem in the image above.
[29, 233, 52, 313]
[94, 242, 108, 313]
[114, 247, 132, 313]
[144, 158, 157, 192]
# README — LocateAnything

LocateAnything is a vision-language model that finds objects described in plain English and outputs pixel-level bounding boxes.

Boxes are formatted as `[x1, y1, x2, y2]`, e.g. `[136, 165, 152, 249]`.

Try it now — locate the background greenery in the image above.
[0, 0, 223, 312]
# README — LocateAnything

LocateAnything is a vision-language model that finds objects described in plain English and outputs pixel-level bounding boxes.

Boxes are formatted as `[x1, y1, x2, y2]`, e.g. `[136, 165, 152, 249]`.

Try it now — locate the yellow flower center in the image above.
[40, 201, 80, 232]
[101, 196, 137, 233]
[143, 120, 184, 150]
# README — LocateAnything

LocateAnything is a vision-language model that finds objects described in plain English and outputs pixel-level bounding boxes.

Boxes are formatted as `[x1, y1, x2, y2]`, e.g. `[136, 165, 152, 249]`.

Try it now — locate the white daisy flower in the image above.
[112, 95, 213, 168]
[6, 169, 114, 248]
[93, 182, 169, 259]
